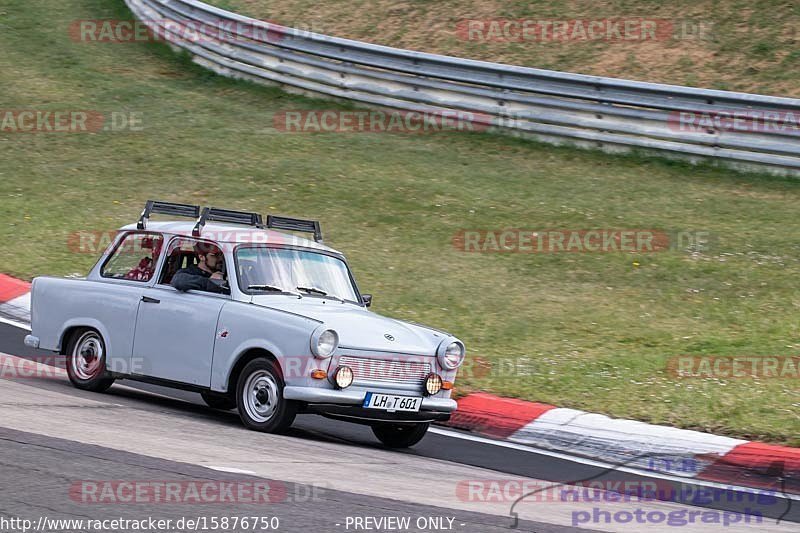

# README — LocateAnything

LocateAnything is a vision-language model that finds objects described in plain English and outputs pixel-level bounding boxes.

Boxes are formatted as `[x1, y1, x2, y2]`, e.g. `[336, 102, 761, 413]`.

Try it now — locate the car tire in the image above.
[65, 328, 115, 393]
[236, 358, 296, 433]
[201, 391, 236, 411]
[371, 422, 429, 448]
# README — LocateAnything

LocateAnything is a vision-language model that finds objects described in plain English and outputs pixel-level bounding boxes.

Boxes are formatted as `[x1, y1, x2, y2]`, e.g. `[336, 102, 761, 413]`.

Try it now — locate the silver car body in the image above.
[25, 221, 461, 422]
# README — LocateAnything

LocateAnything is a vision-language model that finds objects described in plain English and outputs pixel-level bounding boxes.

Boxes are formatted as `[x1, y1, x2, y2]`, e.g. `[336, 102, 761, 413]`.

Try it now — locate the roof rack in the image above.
[193, 207, 265, 237]
[267, 215, 323, 243]
[137, 201, 324, 243]
[137, 200, 201, 230]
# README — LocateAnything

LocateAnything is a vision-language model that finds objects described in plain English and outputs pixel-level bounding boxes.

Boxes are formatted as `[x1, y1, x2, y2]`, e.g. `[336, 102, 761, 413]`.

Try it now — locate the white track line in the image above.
[0, 316, 31, 331]
[206, 466, 258, 475]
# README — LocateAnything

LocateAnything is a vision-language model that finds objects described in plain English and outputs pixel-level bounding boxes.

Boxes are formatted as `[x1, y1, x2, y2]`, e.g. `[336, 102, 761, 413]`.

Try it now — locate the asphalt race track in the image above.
[0, 321, 797, 532]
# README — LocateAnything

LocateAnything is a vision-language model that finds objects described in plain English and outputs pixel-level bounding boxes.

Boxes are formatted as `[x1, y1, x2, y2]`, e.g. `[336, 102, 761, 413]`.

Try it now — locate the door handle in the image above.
[141, 296, 161, 304]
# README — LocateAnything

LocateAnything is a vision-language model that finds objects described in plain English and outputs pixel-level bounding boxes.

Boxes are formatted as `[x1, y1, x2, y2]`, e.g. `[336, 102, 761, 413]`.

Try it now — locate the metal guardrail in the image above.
[125, 0, 800, 175]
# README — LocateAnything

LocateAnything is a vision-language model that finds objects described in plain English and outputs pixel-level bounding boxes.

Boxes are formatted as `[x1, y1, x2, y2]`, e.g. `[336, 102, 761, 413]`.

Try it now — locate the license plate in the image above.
[363, 392, 422, 412]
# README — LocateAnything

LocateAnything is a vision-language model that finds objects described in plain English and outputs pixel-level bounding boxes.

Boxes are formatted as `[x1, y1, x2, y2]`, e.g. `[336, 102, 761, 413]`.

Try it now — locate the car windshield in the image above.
[236, 247, 359, 302]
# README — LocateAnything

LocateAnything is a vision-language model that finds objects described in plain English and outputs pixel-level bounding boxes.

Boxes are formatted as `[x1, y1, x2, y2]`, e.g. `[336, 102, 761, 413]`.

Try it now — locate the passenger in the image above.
[124, 256, 154, 282]
[124, 236, 162, 282]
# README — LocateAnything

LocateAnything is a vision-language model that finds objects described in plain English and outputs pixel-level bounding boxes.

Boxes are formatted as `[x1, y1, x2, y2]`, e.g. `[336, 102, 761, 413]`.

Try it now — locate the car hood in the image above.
[249, 296, 449, 356]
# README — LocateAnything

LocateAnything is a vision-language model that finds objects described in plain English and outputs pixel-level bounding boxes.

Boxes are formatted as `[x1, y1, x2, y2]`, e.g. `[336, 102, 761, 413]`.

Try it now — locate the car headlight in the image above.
[311, 326, 339, 358]
[437, 339, 465, 370]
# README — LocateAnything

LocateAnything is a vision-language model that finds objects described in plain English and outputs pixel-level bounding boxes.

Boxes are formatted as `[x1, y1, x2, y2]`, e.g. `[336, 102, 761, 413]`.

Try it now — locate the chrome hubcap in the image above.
[71, 332, 103, 381]
[243, 370, 279, 423]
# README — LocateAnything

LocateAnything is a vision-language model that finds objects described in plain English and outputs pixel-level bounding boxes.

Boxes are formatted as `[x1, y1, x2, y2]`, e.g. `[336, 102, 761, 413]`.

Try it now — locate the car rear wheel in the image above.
[65, 329, 115, 392]
[371, 422, 429, 448]
[236, 358, 296, 433]
[201, 391, 236, 410]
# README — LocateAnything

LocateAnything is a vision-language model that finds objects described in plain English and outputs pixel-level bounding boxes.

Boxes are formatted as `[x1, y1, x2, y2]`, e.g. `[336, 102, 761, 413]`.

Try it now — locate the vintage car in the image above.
[24, 201, 464, 447]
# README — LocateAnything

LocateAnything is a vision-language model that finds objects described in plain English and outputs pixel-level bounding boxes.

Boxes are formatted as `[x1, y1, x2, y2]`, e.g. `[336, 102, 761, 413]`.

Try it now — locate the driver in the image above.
[171, 242, 228, 294]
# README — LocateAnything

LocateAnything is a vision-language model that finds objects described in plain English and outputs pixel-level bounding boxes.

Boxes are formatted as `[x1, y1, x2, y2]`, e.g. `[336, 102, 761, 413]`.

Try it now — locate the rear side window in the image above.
[101, 233, 164, 282]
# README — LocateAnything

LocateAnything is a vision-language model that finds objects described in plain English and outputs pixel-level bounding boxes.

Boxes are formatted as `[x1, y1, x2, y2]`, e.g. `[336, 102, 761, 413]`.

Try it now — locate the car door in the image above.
[91, 231, 166, 372]
[130, 237, 229, 387]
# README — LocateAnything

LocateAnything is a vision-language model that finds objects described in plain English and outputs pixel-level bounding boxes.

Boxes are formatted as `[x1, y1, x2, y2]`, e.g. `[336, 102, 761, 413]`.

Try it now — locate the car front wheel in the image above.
[372, 422, 429, 448]
[236, 358, 296, 433]
[65, 329, 115, 392]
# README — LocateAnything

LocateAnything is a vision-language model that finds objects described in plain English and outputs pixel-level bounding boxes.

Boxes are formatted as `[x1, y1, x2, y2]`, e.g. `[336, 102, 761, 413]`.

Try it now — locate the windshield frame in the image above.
[233, 244, 364, 305]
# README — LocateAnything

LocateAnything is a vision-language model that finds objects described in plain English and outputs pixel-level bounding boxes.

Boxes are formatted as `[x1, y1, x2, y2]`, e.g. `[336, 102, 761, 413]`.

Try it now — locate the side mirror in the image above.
[361, 294, 373, 308]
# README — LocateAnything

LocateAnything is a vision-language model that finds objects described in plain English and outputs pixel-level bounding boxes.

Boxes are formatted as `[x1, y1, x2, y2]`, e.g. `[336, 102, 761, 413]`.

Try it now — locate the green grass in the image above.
[210, 0, 800, 97]
[1, 0, 799, 445]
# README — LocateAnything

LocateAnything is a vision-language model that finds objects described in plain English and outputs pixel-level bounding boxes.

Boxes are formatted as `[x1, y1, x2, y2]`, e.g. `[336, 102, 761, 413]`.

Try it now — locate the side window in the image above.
[101, 233, 164, 282]
[159, 238, 197, 286]
[158, 237, 224, 286]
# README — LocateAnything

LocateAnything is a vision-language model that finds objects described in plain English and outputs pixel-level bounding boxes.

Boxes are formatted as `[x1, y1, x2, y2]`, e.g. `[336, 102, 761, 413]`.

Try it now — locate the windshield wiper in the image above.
[297, 286, 345, 302]
[248, 284, 288, 293]
[296, 286, 327, 296]
[248, 284, 284, 292]
[249, 284, 303, 297]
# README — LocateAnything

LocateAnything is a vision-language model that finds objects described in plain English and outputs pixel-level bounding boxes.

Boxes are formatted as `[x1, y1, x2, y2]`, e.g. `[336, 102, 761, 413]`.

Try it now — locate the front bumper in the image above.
[283, 386, 457, 423]
[305, 404, 452, 423]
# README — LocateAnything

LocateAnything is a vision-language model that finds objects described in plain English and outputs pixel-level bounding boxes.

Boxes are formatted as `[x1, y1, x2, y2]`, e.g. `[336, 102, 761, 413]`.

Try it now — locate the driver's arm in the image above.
[171, 270, 227, 294]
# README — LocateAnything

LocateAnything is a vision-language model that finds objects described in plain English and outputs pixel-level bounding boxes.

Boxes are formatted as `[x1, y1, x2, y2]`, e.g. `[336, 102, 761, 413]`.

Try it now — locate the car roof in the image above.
[119, 221, 340, 254]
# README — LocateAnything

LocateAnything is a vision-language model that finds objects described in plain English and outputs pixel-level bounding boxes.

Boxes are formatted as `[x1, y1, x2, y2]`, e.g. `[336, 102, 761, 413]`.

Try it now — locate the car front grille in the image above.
[337, 355, 431, 386]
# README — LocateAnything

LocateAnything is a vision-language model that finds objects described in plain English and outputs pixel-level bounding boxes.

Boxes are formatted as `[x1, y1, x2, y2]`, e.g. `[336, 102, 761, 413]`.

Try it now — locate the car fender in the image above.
[57, 317, 113, 350]
[210, 301, 320, 392]
[55, 317, 132, 372]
